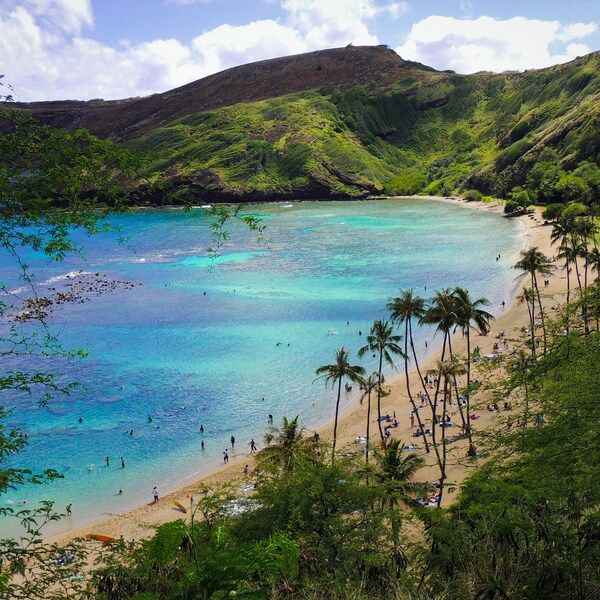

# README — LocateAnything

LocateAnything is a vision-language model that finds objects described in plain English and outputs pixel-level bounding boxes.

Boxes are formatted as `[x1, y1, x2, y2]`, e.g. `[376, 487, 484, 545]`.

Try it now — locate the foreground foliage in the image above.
[87, 288, 600, 599]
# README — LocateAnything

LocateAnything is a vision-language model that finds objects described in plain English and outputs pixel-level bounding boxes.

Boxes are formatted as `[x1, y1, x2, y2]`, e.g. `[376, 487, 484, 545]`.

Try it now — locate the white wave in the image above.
[40, 270, 92, 286]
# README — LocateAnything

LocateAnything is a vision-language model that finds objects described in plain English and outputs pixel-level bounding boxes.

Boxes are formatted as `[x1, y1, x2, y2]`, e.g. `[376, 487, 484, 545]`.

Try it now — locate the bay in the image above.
[0, 198, 525, 536]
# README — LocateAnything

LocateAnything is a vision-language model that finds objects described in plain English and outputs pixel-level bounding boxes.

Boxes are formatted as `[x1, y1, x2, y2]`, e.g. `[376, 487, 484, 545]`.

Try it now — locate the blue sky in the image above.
[1, 0, 599, 102]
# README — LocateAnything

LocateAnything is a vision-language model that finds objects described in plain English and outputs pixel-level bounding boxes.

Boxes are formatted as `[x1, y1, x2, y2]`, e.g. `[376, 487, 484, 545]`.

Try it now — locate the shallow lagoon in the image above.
[1, 198, 525, 535]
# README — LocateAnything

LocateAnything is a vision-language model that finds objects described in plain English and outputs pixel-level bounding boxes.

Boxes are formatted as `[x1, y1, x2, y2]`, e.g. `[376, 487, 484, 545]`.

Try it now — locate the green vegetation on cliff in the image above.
[16, 46, 600, 205]
[121, 49, 600, 204]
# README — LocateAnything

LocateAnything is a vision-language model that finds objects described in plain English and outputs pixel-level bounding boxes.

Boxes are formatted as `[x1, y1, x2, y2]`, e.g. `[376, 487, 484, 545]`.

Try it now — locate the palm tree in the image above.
[315, 347, 365, 463]
[574, 217, 597, 333]
[374, 439, 425, 550]
[517, 287, 536, 353]
[358, 371, 379, 467]
[556, 242, 578, 304]
[589, 247, 600, 283]
[452, 287, 494, 455]
[419, 289, 458, 363]
[514, 247, 553, 355]
[551, 217, 577, 303]
[387, 288, 430, 453]
[574, 217, 596, 289]
[262, 415, 305, 471]
[358, 320, 406, 442]
[427, 360, 464, 507]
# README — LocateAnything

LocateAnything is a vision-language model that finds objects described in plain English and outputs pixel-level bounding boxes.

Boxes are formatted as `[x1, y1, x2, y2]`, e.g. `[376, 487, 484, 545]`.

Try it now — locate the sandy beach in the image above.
[47, 196, 561, 547]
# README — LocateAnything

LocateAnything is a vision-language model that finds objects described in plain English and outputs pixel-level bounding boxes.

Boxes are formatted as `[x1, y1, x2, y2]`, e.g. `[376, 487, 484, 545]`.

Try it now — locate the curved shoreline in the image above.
[45, 196, 554, 545]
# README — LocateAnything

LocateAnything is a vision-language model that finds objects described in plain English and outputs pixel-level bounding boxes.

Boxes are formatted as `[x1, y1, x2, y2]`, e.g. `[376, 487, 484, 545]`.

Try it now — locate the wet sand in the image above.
[47, 197, 562, 546]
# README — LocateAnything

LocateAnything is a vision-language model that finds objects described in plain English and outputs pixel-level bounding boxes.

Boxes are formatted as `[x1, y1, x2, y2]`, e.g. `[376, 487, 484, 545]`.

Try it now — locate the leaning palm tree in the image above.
[452, 287, 494, 454]
[315, 347, 365, 463]
[358, 320, 406, 442]
[387, 288, 430, 453]
[262, 415, 305, 471]
[374, 439, 425, 550]
[514, 247, 553, 355]
[358, 371, 380, 467]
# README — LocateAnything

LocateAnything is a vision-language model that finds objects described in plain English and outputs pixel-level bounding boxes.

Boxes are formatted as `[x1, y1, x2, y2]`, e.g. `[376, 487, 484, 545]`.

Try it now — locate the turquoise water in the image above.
[0, 198, 524, 536]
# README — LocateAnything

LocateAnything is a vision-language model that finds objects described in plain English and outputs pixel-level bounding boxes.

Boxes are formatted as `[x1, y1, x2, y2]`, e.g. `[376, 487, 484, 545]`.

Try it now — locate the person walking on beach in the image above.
[244, 464, 249, 477]
[152, 487, 159, 504]
[223, 450, 229, 464]
[250, 438, 257, 453]
[66, 503, 72, 515]
[230, 435, 235, 449]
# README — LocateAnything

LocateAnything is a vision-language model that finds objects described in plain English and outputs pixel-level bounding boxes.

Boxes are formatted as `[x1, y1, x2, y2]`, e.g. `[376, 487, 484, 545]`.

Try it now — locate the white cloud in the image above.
[395, 16, 596, 73]
[190, 20, 306, 73]
[558, 22, 597, 42]
[283, 0, 406, 46]
[9, 0, 93, 33]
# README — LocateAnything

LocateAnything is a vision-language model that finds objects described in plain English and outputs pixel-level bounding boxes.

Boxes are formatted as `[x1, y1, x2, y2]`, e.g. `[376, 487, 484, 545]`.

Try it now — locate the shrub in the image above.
[562, 202, 588, 219]
[504, 200, 520, 214]
[510, 188, 530, 208]
[542, 203, 566, 220]
[462, 189, 483, 202]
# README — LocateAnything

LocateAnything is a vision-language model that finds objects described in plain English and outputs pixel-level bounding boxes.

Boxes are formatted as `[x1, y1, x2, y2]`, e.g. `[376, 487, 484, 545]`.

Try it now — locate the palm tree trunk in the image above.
[464, 327, 476, 455]
[365, 390, 372, 467]
[428, 334, 447, 488]
[437, 376, 449, 508]
[376, 350, 384, 442]
[533, 275, 547, 355]
[409, 320, 434, 412]
[447, 334, 469, 444]
[529, 272, 537, 356]
[584, 251, 590, 334]
[574, 256, 583, 292]
[332, 377, 342, 463]
[565, 257, 571, 304]
[404, 320, 430, 453]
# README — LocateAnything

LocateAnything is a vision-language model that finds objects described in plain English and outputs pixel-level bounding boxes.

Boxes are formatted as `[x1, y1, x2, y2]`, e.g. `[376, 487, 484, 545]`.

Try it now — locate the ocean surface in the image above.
[0, 198, 525, 537]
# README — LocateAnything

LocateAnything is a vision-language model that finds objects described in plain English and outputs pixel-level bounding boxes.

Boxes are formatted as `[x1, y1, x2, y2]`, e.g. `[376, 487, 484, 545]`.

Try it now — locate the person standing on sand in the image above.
[152, 487, 158, 504]
[244, 464, 249, 477]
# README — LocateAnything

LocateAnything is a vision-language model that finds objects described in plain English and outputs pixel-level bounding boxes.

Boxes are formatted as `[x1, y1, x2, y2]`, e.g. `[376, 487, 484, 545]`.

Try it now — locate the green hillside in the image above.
[17, 46, 600, 205]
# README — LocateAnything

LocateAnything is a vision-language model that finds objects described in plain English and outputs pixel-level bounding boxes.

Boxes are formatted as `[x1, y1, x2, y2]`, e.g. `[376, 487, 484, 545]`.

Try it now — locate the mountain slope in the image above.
[14, 46, 600, 204]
